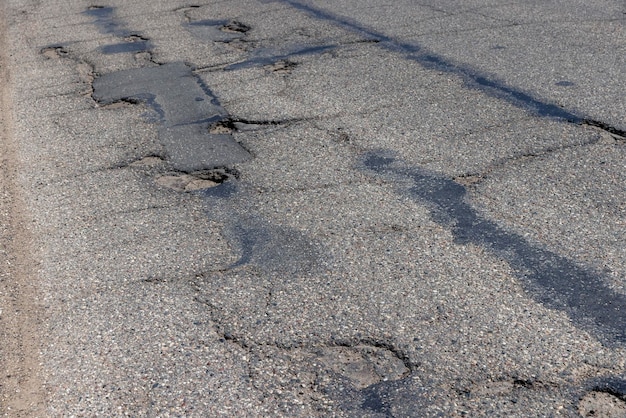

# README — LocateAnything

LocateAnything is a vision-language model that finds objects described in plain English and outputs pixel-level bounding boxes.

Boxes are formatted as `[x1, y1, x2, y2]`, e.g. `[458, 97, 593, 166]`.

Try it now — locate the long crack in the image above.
[454, 132, 605, 186]
[582, 119, 626, 140]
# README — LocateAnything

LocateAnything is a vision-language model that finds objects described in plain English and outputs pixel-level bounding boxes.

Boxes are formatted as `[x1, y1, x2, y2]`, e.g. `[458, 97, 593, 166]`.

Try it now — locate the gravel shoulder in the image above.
[0, 4, 47, 416]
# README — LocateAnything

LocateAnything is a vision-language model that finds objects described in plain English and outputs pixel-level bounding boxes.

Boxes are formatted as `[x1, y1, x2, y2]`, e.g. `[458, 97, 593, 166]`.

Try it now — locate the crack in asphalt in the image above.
[191, 280, 417, 401]
[270, 0, 624, 135]
[223, 44, 337, 71]
[30, 2, 626, 414]
[454, 133, 605, 185]
[583, 119, 626, 140]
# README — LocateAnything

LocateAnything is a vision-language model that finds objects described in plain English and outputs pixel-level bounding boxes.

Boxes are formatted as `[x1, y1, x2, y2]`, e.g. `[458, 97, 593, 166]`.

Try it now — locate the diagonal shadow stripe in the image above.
[364, 151, 626, 344]
[272, 0, 583, 122]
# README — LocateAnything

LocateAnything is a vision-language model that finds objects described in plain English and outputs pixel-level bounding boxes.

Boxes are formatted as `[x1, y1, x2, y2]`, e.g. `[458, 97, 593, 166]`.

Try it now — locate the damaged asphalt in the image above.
[1, 0, 625, 416]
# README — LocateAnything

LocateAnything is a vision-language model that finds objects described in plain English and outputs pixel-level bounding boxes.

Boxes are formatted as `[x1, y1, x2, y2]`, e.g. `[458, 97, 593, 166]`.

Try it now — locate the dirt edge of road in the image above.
[0, 5, 47, 417]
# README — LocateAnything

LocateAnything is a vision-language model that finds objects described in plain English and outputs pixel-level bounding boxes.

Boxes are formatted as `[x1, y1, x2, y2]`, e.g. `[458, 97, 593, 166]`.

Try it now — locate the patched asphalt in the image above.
[2, 0, 626, 416]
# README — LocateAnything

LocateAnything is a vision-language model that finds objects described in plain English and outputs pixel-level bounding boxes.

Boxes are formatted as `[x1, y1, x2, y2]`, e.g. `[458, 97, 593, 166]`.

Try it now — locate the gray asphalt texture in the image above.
[2, 0, 626, 416]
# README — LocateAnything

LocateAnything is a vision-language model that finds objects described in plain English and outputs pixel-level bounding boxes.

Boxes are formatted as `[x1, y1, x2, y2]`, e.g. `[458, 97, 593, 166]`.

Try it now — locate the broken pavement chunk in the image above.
[156, 174, 218, 192]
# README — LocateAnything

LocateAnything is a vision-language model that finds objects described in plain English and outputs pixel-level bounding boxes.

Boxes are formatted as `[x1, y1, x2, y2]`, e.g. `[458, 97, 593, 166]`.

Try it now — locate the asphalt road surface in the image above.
[1, 0, 625, 416]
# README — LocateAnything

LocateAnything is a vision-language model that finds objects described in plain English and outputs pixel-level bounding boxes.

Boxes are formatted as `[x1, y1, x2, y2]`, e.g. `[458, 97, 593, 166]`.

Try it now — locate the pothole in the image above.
[317, 344, 411, 390]
[98, 97, 141, 110]
[209, 117, 287, 134]
[41, 46, 68, 59]
[125, 34, 149, 43]
[220, 20, 251, 34]
[209, 119, 236, 134]
[578, 391, 626, 417]
[156, 168, 237, 192]
[265, 59, 298, 75]
[134, 51, 156, 65]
